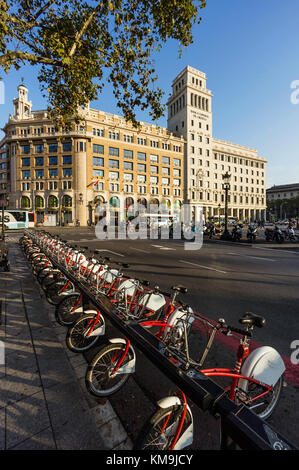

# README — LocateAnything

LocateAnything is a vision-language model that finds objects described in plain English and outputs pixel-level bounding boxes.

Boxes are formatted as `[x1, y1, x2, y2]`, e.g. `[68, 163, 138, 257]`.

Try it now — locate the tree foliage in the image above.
[267, 196, 299, 219]
[0, 0, 207, 127]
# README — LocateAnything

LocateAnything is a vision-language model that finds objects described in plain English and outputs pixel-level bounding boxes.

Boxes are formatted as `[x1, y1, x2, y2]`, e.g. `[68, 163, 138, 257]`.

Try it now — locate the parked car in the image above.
[236, 220, 244, 228]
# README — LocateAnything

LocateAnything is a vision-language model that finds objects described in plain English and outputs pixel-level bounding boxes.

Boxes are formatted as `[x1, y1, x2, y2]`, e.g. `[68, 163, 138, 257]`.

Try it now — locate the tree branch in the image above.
[0, 50, 62, 67]
[68, 4, 103, 58]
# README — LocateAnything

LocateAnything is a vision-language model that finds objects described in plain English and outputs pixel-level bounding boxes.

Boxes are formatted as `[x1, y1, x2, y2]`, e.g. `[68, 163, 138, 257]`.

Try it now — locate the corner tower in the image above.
[167, 66, 213, 216]
[13, 80, 32, 119]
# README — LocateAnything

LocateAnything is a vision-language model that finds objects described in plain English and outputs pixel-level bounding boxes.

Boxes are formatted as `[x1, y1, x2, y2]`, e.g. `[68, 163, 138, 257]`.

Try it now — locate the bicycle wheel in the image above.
[41, 271, 64, 291]
[239, 375, 283, 420]
[85, 343, 133, 397]
[55, 293, 83, 326]
[66, 313, 104, 352]
[46, 281, 75, 305]
[33, 260, 50, 275]
[36, 266, 54, 284]
[135, 405, 192, 450]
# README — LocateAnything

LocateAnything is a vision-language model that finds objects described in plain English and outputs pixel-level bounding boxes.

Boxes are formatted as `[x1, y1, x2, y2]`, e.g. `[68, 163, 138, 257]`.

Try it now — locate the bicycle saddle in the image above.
[239, 312, 266, 328]
[172, 285, 188, 294]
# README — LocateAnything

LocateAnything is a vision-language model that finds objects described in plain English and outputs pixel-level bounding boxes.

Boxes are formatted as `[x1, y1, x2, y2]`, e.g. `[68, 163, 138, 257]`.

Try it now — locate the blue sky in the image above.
[1, 0, 299, 187]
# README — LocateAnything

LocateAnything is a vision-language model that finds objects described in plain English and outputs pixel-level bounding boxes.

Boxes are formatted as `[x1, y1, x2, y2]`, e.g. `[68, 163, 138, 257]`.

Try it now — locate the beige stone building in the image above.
[1, 82, 184, 226]
[167, 66, 267, 222]
[1, 65, 267, 226]
[0, 139, 8, 206]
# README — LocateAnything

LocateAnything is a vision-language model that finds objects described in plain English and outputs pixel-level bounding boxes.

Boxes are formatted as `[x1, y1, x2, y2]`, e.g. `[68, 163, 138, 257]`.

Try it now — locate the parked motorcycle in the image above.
[265, 225, 284, 243]
[207, 223, 216, 239]
[247, 224, 258, 243]
[284, 226, 298, 242]
[231, 224, 242, 242]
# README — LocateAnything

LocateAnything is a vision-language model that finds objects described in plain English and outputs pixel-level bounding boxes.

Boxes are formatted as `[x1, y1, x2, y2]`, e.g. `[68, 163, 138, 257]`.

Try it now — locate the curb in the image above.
[15, 238, 133, 451]
[39, 287, 134, 450]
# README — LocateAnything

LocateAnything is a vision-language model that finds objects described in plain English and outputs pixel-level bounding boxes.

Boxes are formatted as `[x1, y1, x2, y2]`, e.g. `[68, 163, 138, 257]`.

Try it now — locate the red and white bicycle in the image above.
[135, 313, 285, 450]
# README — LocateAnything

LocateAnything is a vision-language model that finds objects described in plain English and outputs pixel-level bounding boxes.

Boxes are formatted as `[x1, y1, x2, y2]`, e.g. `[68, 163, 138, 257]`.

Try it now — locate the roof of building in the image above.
[267, 183, 299, 192]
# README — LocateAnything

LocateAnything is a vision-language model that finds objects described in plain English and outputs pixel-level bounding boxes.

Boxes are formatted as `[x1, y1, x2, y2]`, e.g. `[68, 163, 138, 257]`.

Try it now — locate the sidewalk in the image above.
[0, 239, 132, 450]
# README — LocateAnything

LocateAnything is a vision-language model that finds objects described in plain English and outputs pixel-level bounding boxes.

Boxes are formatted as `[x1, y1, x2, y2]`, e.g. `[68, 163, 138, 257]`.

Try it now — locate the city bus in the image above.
[0, 210, 35, 230]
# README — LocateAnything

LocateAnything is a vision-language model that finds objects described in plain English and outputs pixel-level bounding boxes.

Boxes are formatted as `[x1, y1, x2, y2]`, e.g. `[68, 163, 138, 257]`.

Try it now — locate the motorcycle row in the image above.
[205, 222, 298, 243]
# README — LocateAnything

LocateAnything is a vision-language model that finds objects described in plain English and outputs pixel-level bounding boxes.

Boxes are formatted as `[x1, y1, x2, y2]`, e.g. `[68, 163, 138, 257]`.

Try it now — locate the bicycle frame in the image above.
[200, 340, 269, 403]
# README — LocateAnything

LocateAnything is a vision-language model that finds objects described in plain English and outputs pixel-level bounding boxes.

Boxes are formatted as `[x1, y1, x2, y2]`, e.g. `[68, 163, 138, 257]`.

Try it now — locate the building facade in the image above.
[167, 66, 267, 222]
[2, 83, 185, 226]
[1, 65, 267, 226]
[0, 138, 9, 206]
[267, 183, 299, 201]
[267, 183, 299, 220]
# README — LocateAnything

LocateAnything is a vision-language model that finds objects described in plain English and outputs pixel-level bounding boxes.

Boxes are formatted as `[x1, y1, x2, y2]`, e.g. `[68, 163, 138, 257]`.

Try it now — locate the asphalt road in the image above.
[12, 228, 299, 450]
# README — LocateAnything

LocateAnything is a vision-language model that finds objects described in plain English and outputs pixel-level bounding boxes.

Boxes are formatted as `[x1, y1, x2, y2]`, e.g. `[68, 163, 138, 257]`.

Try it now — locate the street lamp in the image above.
[1, 194, 9, 240]
[76, 192, 83, 226]
[220, 171, 231, 240]
[218, 203, 221, 226]
[1, 199, 4, 240]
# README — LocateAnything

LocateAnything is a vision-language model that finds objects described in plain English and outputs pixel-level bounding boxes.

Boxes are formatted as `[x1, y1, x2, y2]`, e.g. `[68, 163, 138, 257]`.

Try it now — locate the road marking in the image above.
[131, 248, 150, 253]
[227, 252, 276, 262]
[151, 244, 176, 250]
[179, 260, 227, 274]
[95, 249, 124, 257]
[254, 246, 299, 255]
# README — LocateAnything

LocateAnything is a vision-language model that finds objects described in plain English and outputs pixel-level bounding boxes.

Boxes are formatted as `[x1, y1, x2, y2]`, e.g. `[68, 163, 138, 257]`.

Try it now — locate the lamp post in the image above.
[2, 194, 9, 240]
[218, 203, 221, 226]
[1, 199, 4, 240]
[221, 171, 231, 240]
[77, 192, 83, 226]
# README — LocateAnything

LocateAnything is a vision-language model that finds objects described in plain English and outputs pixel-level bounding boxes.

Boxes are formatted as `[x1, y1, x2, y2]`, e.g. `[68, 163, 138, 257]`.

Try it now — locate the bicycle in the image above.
[54, 253, 114, 326]
[135, 312, 286, 450]
[65, 276, 149, 352]
[84, 285, 194, 398]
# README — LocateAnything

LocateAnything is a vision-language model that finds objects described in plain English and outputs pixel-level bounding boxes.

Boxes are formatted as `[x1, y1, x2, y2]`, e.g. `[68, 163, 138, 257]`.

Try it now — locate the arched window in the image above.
[174, 200, 182, 210]
[21, 196, 30, 209]
[94, 195, 106, 220]
[125, 197, 134, 210]
[62, 195, 72, 207]
[35, 196, 44, 208]
[161, 199, 171, 212]
[109, 196, 120, 209]
[94, 195, 105, 205]
[137, 198, 147, 208]
[48, 195, 58, 208]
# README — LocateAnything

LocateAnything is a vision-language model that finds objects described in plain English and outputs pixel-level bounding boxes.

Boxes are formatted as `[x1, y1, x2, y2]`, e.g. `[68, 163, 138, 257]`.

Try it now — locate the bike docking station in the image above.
[21, 230, 298, 453]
